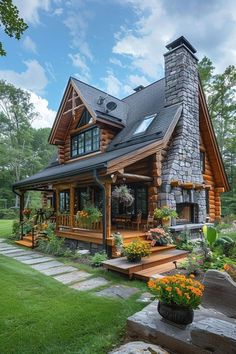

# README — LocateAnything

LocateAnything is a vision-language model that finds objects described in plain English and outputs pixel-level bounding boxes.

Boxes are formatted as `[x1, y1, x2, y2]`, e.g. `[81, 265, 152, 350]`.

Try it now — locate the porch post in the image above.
[19, 192, 25, 222]
[105, 182, 111, 239]
[69, 184, 75, 229]
[55, 188, 60, 229]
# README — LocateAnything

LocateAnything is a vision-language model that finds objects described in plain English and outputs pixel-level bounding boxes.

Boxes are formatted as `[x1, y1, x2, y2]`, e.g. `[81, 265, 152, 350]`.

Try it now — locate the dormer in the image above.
[48, 78, 127, 164]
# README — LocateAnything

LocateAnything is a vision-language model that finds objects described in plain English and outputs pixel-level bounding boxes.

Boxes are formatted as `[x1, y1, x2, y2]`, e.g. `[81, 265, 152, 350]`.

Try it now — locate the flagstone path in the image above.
[0, 240, 141, 299]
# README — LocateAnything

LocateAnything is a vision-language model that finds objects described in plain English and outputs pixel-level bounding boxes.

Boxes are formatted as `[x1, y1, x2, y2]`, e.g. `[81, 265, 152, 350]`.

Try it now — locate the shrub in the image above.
[91, 252, 107, 267]
[214, 236, 235, 256]
[148, 274, 205, 309]
[0, 208, 18, 219]
[180, 254, 203, 275]
[9, 220, 21, 240]
[124, 239, 151, 262]
[37, 232, 68, 256]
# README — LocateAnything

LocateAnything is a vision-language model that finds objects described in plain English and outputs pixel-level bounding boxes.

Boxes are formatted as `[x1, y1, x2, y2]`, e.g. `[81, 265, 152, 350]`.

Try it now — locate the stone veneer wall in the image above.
[160, 42, 206, 223]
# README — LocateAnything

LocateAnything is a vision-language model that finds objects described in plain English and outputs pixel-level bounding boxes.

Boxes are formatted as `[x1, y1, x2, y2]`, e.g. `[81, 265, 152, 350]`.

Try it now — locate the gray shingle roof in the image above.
[14, 76, 182, 189]
[72, 78, 128, 124]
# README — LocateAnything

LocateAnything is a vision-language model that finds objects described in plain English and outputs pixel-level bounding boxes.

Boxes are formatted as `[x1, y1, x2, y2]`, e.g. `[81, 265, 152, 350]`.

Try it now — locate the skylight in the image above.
[133, 114, 156, 135]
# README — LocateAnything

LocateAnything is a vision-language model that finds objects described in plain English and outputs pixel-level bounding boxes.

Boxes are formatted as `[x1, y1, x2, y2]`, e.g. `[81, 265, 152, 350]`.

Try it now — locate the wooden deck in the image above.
[103, 248, 188, 279]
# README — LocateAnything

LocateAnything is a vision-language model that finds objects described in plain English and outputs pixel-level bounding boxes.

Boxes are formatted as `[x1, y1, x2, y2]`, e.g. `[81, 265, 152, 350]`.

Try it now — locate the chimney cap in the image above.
[166, 36, 197, 54]
[133, 85, 145, 92]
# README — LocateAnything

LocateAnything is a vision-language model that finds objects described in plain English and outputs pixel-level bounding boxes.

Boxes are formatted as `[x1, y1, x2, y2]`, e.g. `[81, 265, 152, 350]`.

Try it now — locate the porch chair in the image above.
[131, 211, 142, 231]
[145, 214, 154, 230]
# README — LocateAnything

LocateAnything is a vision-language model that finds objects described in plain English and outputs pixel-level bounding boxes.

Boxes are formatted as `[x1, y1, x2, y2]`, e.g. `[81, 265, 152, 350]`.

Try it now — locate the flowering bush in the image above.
[148, 227, 172, 246]
[76, 206, 102, 228]
[224, 264, 236, 282]
[124, 239, 151, 262]
[154, 206, 178, 221]
[148, 274, 204, 310]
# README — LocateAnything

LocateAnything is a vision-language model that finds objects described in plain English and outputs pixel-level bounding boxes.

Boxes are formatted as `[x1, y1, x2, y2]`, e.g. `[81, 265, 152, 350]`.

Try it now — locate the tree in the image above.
[0, 0, 28, 56]
[0, 80, 55, 208]
[198, 58, 236, 215]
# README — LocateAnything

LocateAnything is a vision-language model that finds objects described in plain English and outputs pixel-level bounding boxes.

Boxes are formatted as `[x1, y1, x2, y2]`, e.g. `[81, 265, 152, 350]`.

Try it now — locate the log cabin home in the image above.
[13, 36, 229, 257]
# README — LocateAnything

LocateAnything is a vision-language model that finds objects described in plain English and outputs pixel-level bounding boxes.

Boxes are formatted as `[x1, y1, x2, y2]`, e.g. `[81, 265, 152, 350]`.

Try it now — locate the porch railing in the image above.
[57, 214, 102, 231]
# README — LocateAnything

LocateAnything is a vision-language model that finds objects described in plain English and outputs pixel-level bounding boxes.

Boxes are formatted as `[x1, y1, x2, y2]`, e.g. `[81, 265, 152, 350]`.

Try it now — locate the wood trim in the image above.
[105, 182, 111, 239]
[199, 84, 230, 191]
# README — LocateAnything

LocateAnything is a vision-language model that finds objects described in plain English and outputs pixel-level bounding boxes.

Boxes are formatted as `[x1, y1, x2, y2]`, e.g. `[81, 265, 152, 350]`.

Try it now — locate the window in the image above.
[71, 127, 100, 158]
[77, 108, 92, 128]
[200, 151, 205, 173]
[59, 191, 70, 212]
[133, 114, 156, 135]
[111, 184, 148, 218]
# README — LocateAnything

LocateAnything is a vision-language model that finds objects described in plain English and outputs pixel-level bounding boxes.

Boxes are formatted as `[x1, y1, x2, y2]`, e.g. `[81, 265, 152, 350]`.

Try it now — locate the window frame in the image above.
[200, 151, 206, 173]
[59, 190, 70, 213]
[71, 126, 100, 158]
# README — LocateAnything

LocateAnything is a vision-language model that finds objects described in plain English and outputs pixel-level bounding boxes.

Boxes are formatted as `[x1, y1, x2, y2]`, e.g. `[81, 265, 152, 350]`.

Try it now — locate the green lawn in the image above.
[0, 255, 146, 354]
[0, 219, 14, 238]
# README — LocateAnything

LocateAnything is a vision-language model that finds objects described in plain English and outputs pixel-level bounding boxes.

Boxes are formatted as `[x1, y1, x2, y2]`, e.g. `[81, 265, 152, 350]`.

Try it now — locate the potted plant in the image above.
[112, 185, 134, 207]
[148, 274, 205, 325]
[154, 206, 178, 227]
[112, 232, 123, 256]
[76, 206, 102, 229]
[22, 208, 32, 219]
[124, 239, 151, 262]
[147, 227, 173, 246]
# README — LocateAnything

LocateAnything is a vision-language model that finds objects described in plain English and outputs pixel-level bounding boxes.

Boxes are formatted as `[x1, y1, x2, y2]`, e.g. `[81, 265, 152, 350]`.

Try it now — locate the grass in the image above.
[0, 219, 14, 238]
[0, 255, 147, 354]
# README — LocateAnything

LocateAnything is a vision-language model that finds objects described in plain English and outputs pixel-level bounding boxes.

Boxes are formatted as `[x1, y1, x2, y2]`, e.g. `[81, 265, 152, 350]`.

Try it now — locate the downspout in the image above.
[93, 169, 107, 252]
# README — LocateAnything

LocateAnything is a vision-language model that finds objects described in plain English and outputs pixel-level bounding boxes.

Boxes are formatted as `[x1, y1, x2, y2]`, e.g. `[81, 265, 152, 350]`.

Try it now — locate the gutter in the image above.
[93, 169, 107, 252]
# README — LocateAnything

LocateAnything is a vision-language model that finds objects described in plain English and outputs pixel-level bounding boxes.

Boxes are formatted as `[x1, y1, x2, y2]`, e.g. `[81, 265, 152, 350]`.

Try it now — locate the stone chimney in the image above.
[160, 36, 206, 222]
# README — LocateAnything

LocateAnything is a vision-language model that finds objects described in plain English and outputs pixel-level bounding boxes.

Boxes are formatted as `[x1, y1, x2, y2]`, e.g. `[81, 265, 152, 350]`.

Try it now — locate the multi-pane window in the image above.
[59, 191, 70, 212]
[71, 127, 100, 158]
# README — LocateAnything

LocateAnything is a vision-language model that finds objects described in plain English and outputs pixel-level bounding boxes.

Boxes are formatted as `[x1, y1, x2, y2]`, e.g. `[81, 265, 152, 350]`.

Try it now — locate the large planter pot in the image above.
[126, 255, 142, 263]
[157, 301, 194, 325]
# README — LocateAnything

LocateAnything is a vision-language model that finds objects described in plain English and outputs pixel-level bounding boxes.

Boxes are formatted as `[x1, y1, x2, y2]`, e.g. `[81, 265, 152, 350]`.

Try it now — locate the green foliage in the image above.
[203, 225, 218, 246]
[0, 81, 55, 210]
[172, 230, 194, 251]
[91, 252, 108, 267]
[112, 185, 134, 207]
[0, 208, 17, 219]
[0, 0, 28, 56]
[124, 239, 151, 262]
[180, 254, 203, 275]
[154, 206, 178, 219]
[37, 232, 68, 257]
[214, 236, 235, 256]
[10, 220, 20, 240]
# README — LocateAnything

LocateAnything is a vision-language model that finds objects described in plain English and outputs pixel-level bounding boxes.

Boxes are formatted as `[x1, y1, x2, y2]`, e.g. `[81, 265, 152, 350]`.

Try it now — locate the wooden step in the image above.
[134, 258, 188, 281]
[103, 249, 189, 279]
[15, 239, 33, 248]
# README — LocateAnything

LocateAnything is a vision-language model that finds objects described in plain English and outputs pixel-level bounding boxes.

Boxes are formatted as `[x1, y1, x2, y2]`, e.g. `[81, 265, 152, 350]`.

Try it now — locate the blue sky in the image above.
[1, 0, 236, 128]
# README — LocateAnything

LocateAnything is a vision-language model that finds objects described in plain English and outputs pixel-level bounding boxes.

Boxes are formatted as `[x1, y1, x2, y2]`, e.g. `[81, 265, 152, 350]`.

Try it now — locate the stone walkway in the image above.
[0, 240, 140, 299]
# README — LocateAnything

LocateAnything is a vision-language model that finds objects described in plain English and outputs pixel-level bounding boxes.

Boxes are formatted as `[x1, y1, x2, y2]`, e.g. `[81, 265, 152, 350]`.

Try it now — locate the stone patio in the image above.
[96, 285, 139, 299]
[70, 277, 110, 291]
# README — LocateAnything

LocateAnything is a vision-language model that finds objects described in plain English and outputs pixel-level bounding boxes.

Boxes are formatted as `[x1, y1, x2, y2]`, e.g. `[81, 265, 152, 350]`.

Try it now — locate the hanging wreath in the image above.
[112, 185, 134, 207]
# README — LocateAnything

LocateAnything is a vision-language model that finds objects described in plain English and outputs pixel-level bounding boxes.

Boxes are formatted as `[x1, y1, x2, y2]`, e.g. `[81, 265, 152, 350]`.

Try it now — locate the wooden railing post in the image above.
[55, 188, 60, 229]
[19, 192, 24, 223]
[105, 182, 111, 239]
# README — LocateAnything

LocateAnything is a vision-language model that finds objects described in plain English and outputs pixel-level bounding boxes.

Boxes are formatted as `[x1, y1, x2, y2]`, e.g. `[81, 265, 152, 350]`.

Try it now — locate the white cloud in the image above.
[22, 35, 37, 54]
[63, 3, 93, 60]
[113, 0, 236, 78]
[128, 74, 150, 88]
[14, 0, 52, 25]
[0, 60, 48, 94]
[102, 71, 123, 97]
[53, 7, 63, 16]
[109, 57, 125, 68]
[30, 91, 56, 128]
[69, 53, 90, 82]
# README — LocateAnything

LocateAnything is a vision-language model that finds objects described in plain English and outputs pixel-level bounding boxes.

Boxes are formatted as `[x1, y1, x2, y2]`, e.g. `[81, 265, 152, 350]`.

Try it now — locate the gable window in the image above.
[71, 127, 100, 158]
[133, 114, 156, 135]
[77, 108, 92, 128]
[200, 151, 205, 173]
